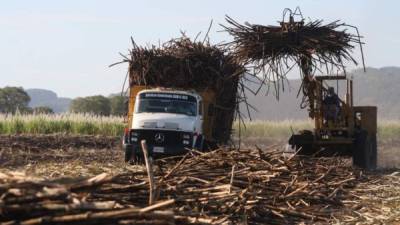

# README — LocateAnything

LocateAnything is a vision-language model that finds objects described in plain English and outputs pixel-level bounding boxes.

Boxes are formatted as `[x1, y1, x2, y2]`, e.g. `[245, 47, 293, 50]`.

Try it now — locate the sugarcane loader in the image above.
[288, 75, 377, 170]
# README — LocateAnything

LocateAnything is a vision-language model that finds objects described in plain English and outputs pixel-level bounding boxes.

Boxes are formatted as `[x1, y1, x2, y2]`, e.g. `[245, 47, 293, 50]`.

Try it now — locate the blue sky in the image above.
[0, 0, 398, 98]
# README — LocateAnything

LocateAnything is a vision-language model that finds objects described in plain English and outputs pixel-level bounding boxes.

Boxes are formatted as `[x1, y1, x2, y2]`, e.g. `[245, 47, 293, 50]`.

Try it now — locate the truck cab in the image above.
[123, 87, 214, 162]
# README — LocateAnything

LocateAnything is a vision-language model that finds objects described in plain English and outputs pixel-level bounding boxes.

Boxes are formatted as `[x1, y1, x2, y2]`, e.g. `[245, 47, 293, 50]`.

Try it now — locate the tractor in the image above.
[288, 75, 377, 169]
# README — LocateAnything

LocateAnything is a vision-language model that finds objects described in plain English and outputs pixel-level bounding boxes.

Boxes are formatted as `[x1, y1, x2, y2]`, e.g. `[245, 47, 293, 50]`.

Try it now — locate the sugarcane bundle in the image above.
[223, 8, 364, 116]
[223, 17, 360, 70]
[125, 37, 243, 90]
[113, 36, 245, 143]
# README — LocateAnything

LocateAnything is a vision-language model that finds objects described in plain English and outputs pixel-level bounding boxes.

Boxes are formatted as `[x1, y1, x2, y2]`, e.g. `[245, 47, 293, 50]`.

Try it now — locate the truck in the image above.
[116, 37, 243, 162]
[122, 85, 217, 162]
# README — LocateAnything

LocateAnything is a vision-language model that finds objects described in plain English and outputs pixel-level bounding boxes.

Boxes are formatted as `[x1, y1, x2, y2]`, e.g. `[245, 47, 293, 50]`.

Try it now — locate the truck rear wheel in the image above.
[194, 135, 205, 151]
[203, 140, 218, 151]
[353, 130, 377, 170]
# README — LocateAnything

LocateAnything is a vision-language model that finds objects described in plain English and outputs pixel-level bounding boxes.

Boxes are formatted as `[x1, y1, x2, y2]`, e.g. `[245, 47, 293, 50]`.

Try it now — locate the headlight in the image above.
[131, 132, 139, 137]
[183, 134, 190, 139]
[183, 140, 190, 145]
[131, 137, 138, 142]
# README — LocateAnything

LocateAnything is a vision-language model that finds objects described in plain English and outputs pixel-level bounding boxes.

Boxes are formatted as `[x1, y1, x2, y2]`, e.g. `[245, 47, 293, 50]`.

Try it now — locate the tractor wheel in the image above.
[296, 144, 314, 155]
[353, 130, 377, 170]
[288, 131, 315, 155]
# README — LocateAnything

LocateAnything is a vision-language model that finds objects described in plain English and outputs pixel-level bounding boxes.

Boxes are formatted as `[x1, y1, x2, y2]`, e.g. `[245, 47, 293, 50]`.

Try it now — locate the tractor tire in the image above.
[288, 130, 315, 155]
[297, 144, 315, 155]
[353, 130, 377, 170]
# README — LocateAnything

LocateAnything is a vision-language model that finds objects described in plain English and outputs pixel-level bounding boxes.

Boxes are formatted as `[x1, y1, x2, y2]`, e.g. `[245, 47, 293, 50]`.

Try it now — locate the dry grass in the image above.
[342, 171, 400, 224]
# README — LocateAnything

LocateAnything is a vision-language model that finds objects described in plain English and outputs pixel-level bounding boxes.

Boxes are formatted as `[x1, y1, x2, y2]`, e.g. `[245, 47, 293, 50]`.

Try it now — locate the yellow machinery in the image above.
[289, 76, 377, 169]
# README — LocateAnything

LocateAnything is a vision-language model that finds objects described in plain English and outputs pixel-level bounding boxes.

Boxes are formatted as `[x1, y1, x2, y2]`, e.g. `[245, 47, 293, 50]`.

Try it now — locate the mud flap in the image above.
[353, 130, 377, 170]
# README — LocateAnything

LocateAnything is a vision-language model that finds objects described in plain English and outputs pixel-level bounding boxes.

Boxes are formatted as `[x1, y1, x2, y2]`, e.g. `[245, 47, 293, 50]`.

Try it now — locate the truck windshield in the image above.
[136, 92, 197, 116]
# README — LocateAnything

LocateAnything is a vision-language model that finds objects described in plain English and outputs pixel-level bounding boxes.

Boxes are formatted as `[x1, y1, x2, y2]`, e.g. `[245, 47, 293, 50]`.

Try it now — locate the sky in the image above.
[0, 0, 399, 98]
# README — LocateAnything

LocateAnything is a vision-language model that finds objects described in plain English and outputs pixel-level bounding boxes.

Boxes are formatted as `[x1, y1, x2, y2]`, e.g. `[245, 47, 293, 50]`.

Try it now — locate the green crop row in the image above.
[0, 113, 125, 136]
[233, 119, 400, 141]
[0, 114, 398, 140]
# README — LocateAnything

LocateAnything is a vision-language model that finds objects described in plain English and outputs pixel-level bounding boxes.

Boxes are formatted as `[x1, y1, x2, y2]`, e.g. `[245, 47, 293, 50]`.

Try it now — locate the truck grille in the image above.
[130, 129, 192, 147]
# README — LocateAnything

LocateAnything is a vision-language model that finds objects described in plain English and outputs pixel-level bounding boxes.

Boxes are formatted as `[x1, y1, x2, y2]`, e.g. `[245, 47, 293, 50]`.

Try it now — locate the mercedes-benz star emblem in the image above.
[154, 133, 165, 143]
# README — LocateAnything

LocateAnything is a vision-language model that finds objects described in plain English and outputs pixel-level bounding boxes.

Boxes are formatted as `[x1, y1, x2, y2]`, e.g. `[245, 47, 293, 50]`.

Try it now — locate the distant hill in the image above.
[26, 89, 71, 113]
[25, 67, 400, 119]
[241, 67, 400, 120]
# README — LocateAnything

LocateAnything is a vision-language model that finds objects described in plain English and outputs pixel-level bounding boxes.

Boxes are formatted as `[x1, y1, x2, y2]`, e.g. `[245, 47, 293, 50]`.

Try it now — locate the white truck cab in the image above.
[123, 88, 208, 161]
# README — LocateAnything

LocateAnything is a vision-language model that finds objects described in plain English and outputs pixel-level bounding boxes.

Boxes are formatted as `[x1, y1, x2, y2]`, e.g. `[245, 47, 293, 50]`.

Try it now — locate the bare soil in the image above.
[0, 135, 123, 178]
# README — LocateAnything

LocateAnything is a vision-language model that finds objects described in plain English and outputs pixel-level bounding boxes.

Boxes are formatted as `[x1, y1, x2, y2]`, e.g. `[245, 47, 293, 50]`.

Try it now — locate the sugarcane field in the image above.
[1, 2, 400, 225]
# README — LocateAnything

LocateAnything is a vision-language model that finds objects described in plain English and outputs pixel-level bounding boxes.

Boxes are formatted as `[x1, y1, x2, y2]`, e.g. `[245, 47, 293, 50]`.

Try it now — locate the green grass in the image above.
[0, 114, 398, 140]
[233, 120, 313, 140]
[0, 114, 125, 136]
[378, 120, 400, 141]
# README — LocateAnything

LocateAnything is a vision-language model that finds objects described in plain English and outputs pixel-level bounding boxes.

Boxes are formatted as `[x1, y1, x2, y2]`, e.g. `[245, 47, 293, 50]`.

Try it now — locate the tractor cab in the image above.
[314, 76, 354, 144]
[289, 75, 377, 169]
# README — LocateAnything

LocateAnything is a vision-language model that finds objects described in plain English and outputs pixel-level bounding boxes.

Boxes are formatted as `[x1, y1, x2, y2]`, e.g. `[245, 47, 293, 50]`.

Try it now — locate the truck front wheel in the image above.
[124, 144, 133, 162]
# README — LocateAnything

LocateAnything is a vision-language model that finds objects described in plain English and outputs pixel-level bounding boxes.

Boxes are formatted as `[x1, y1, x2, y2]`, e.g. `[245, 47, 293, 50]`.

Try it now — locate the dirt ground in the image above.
[0, 135, 399, 224]
[241, 136, 400, 169]
[0, 135, 124, 178]
[378, 138, 400, 168]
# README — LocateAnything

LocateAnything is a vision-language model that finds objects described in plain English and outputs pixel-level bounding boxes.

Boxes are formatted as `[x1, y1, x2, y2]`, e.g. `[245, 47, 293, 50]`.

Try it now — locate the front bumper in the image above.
[128, 143, 188, 157]
[124, 129, 194, 157]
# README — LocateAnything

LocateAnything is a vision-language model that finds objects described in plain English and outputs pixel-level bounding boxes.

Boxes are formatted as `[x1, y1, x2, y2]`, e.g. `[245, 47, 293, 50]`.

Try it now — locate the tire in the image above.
[203, 140, 218, 151]
[135, 153, 144, 165]
[194, 135, 204, 151]
[296, 144, 315, 155]
[288, 131, 315, 155]
[353, 130, 377, 170]
[124, 144, 133, 162]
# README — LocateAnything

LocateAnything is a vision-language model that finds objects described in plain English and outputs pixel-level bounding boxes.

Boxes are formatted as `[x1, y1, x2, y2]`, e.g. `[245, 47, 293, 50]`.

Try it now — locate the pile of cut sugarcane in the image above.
[1, 145, 365, 224]
[222, 8, 365, 116]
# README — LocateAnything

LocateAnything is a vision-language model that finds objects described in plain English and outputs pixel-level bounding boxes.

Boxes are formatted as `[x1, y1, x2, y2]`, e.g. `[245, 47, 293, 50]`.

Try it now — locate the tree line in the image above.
[69, 95, 127, 116]
[0, 87, 127, 116]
